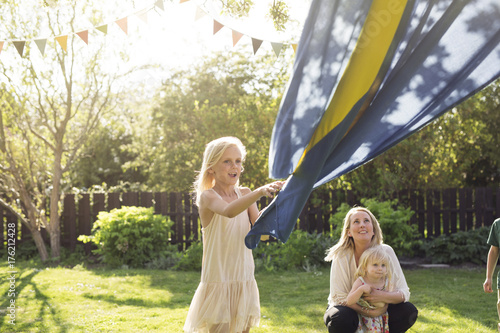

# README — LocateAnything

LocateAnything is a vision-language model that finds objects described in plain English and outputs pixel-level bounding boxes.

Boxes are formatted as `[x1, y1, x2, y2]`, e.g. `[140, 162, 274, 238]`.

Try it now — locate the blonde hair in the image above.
[325, 206, 383, 261]
[193, 137, 247, 207]
[355, 245, 392, 283]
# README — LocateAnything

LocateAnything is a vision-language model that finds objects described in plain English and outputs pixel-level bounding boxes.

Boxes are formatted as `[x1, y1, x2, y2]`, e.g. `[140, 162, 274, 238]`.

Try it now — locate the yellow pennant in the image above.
[55, 35, 68, 51]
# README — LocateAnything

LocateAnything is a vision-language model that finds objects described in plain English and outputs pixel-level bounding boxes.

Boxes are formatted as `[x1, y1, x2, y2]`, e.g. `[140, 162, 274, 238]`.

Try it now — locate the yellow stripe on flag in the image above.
[296, 0, 408, 170]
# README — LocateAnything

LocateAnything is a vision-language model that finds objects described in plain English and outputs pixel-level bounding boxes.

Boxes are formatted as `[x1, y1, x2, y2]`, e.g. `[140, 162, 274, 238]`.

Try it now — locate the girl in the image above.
[183, 137, 283, 333]
[345, 245, 393, 332]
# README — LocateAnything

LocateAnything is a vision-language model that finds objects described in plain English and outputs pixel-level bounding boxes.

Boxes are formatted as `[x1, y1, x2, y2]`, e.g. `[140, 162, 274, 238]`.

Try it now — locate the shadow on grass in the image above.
[0, 269, 70, 333]
[81, 268, 200, 310]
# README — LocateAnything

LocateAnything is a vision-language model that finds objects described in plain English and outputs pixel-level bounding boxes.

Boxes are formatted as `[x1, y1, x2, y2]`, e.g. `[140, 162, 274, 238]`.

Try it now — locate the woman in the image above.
[324, 207, 418, 333]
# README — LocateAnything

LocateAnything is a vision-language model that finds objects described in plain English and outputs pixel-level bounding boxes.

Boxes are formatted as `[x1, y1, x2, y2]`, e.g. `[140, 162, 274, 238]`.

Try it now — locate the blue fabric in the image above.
[245, 0, 500, 249]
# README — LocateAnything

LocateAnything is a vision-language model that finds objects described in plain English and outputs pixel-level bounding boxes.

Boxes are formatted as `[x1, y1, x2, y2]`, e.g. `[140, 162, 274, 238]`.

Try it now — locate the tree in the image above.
[0, 0, 132, 261]
[124, 51, 292, 192]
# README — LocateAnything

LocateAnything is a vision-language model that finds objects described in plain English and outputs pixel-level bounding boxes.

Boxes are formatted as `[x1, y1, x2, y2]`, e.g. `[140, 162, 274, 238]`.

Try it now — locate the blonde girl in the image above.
[184, 137, 283, 333]
[345, 246, 393, 332]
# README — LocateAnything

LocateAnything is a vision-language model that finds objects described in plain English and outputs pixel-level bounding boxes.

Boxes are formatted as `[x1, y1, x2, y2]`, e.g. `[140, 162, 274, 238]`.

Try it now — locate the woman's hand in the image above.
[361, 304, 388, 318]
[363, 288, 388, 305]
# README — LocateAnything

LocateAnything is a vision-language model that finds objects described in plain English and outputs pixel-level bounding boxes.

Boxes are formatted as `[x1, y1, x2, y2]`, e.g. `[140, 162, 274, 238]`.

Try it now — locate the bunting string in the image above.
[0, 0, 299, 59]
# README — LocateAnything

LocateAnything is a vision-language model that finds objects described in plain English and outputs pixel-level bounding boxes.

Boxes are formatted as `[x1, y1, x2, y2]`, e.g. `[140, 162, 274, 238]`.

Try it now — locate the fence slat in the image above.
[62, 194, 76, 251]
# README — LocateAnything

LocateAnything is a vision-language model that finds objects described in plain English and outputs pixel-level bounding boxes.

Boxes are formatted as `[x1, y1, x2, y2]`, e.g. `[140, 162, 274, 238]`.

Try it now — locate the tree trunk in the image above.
[48, 220, 61, 259]
[31, 228, 49, 262]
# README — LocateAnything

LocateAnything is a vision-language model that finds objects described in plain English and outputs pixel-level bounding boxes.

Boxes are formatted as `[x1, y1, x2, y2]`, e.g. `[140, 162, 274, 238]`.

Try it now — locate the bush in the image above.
[420, 226, 490, 265]
[78, 206, 175, 268]
[253, 230, 336, 272]
[174, 241, 203, 271]
[329, 198, 421, 257]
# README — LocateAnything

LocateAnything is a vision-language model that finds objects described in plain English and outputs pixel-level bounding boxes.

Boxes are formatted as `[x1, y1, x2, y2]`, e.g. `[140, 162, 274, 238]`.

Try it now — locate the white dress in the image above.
[184, 188, 260, 333]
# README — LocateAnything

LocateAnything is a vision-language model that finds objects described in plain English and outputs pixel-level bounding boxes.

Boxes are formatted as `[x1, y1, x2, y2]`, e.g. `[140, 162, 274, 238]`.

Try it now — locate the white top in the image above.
[328, 243, 410, 309]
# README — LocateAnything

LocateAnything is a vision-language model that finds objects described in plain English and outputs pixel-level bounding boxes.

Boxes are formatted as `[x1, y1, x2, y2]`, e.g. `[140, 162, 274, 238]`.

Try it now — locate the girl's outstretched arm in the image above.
[200, 181, 284, 228]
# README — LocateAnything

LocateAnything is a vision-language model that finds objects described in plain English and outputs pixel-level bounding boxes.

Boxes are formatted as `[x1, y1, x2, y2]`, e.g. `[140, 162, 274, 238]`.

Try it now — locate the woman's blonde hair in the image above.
[355, 245, 392, 283]
[325, 206, 383, 261]
[193, 137, 247, 207]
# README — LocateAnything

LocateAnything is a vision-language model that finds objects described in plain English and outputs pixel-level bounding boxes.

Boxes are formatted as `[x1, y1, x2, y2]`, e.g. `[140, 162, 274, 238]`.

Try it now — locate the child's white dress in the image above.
[184, 188, 260, 333]
[356, 277, 389, 332]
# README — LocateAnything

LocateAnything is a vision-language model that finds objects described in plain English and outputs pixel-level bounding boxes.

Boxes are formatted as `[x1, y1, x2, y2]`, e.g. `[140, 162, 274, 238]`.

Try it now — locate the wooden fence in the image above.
[1, 187, 499, 252]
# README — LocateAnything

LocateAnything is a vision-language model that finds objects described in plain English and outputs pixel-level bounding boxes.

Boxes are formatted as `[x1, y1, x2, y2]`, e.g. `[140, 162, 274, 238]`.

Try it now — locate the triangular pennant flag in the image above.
[115, 18, 128, 35]
[252, 38, 263, 55]
[292, 43, 298, 53]
[214, 20, 224, 35]
[77, 30, 88, 44]
[232, 30, 243, 47]
[0, 41, 4, 55]
[271, 42, 283, 57]
[195, 6, 206, 21]
[155, 0, 164, 11]
[55, 35, 68, 51]
[96, 25, 108, 34]
[34, 39, 47, 55]
[13, 41, 26, 57]
[136, 9, 148, 23]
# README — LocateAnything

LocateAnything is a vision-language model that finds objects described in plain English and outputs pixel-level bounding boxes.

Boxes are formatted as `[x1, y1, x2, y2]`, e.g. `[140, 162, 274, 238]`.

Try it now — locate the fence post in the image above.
[62, 194, 76, 251]
[108, 193, 121, 210]
[122, 192, 139, 207]
[79, 194, 91, 254]
[442, 189, 450, 235]
[449, 188, 458, 234]
[140, 192, 154, 208]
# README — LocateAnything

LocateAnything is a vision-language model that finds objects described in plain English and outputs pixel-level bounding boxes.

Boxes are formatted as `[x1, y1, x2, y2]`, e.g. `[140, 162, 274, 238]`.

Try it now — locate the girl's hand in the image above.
[257, 181, 284, 198]
[360, 284, 371, 295]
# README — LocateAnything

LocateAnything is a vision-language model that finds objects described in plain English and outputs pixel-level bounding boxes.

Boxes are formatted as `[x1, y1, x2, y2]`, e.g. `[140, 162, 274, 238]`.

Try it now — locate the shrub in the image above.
[329, 198, 421, 257]
[253, 230, 336, 272]
[420, 226, 490, 265]
[78, 206, 175, 268]
[174, 241, 203, 271]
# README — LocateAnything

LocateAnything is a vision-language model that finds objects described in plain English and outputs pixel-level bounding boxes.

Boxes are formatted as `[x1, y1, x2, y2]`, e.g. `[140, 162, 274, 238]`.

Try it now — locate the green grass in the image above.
[0, 262, 497, 332]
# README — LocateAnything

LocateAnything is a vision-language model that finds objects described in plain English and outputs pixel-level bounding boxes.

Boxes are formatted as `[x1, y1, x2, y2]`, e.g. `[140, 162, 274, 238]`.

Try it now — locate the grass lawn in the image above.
[0, 261, 498, 332]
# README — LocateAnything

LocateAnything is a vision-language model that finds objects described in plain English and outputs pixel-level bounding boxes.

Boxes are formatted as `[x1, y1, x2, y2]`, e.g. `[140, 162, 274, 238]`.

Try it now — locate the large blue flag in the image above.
[245, 0, 500, 249]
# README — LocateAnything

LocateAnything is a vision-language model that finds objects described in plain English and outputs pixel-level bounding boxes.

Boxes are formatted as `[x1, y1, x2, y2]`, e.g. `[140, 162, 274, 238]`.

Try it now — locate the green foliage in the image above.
[78, 206, 174, 268]
[124, 51, 291, 192]
[253, 230, 335, 272]
[420, 227, 491, 265]
[174, 241, 203, 271]
[329, 198, 421, 257]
